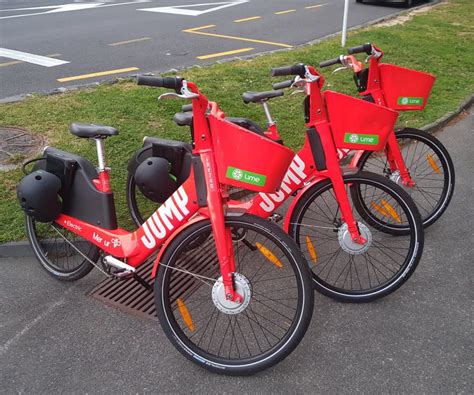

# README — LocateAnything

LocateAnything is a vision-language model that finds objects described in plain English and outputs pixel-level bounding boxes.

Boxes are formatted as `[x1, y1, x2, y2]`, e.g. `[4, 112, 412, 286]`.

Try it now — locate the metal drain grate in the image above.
[88, 259, 157, 320]
[88, 246, 218, 321]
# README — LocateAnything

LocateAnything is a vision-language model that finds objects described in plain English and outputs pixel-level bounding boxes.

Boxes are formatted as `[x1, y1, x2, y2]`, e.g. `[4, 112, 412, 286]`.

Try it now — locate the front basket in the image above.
[379, 64, 436, 111]
[209, 115, 294, 193]
[324, 90, 398, 151]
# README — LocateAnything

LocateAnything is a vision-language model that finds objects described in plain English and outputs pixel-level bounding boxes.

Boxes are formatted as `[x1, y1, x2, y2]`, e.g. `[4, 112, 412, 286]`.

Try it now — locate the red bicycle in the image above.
[128, 67, 424, 303]
[318, 43, 455, 228]
[17, 77, 315, 375]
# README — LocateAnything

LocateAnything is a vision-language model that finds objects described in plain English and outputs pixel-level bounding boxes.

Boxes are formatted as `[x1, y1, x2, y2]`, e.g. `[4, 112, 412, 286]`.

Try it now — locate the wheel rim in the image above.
[293, 178, 418, 297]
[159, 221, 305, 365]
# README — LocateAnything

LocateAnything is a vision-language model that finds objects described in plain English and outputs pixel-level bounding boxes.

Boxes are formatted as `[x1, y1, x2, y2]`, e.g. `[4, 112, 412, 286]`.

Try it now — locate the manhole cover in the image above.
[0, 126, 44, 170]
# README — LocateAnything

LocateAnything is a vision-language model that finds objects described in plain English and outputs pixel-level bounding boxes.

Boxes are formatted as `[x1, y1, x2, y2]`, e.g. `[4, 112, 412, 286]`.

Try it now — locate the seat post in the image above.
[261, 101, 275, 127]
[94, 137, 107, 171]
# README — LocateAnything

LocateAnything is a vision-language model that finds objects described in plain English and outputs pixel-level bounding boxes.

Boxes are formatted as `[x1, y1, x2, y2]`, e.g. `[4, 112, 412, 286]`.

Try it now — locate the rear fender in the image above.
[151, 214, 207, 278]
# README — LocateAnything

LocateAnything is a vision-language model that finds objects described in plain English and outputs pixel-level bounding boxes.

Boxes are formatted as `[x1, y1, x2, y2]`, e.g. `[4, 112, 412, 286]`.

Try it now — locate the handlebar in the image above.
[271, 64, 306, 78]
[272, 79, 294, 90]
[137, 76, 184, 91]
[319, 57, 342, 68]
[181, 104, 193, 112]
[347, 43, 372, 55]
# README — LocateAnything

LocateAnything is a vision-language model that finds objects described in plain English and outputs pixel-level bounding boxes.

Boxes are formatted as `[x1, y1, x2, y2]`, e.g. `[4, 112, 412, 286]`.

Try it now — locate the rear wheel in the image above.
[155, 214, 314, 375]
[358, 128, 455, 228]
[25, 216, 98, 281]
[288, 172, 424, 302]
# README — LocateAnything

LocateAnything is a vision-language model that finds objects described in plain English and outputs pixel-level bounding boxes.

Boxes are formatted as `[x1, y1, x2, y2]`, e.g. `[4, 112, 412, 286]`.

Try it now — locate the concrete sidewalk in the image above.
[1, 111, 473, 393]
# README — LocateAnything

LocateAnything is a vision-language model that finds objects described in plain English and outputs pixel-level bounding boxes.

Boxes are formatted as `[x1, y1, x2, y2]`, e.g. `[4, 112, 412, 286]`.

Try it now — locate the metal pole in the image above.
[341, 0, 349, 47]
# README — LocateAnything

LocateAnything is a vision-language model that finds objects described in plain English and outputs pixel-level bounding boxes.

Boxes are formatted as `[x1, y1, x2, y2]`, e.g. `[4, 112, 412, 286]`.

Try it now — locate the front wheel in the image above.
[288, 172, 424, 302]
[155, 214, 314, 375]
[357, 128, 455, 228]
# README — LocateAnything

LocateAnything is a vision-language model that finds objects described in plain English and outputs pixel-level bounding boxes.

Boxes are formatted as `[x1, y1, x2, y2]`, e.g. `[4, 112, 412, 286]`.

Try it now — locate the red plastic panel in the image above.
[324, 90, 398, 151]
[379, 64, 435, 111]
[209, 116, 295, 193]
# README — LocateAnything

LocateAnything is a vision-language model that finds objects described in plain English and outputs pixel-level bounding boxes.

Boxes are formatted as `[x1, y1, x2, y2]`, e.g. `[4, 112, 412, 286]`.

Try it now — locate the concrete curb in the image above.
[0, 241, 34, 258]
[422, 94, 474, 133]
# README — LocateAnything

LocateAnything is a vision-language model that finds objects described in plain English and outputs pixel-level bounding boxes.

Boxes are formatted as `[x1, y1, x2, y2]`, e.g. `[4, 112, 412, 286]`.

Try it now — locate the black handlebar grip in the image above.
[272, 80, 293, 90]
[271, 64, 306, 78]
[319, 57, 342, 68]
[181, 104, 193, 112]
[137, 76, 184, 90]
[347, 43, 372, 55]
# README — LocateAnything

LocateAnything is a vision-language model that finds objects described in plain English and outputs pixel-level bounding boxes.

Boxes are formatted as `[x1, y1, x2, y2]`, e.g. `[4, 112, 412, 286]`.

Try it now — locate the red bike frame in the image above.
[235, 67, 373, 244]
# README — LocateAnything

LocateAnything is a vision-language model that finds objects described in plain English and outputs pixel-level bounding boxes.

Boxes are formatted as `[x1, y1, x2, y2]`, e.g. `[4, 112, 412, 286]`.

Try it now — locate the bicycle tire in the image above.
[357, 128, 455, 228]
[25, 215, 99, 281]
[155, 214, 314, 375]
[288, 172, 424, 302]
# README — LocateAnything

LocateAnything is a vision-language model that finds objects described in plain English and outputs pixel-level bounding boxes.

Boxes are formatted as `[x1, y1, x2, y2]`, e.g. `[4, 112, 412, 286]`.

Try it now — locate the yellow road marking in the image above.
[275, 9, 296, 15]
[197, 47, 254, 60]
[0, 53, 61, 68]
[57, 67, 139, 82]
[305, 4, 326, 9]
[183, 25, 292, 48]
[234, 16, 261, 23]
[256, 242, 283, 268]
[426, 154, 441, 174]
[108, 37, 151, 46]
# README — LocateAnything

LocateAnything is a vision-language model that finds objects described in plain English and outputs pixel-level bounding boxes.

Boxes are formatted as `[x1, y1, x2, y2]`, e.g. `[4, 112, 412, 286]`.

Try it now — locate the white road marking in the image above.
[138, 1, 248, 17]
[0, 291, 70, 357]
[0, 48, 69, 67]
[0, 1, 151, 20]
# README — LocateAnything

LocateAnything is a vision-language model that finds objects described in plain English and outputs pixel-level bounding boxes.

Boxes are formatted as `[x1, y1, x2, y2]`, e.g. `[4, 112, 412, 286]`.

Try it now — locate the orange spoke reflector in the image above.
[381, 199, 402, 223]
[255, 242, 283, 267]
[371, 201, 390, 217]
[427, 154, 441, 174]
[177, 298, 195, 332]
[305, 236, 318, 264]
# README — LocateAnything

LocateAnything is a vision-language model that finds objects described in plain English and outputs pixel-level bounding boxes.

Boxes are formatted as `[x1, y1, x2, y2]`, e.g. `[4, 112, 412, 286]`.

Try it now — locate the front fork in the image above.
[199, 151, 242, 303]
[385, 132, 415, 187]
[317, 125, 366, 244]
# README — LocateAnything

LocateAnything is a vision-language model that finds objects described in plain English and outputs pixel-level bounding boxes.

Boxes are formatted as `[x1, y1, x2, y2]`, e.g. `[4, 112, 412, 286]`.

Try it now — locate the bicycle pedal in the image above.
[112, 270, 134, 280]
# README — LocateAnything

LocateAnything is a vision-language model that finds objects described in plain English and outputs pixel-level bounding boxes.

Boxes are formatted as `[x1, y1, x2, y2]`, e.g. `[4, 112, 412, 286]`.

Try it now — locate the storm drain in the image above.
[89, 249, 218, 321]
[89, 259, 157, 321]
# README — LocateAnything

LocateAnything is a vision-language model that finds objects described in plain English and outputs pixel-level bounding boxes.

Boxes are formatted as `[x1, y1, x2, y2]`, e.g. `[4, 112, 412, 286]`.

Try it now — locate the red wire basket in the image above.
[379, 64, 436, 111]
[324, 91, 398, 151]
[209, 115, 295, 193]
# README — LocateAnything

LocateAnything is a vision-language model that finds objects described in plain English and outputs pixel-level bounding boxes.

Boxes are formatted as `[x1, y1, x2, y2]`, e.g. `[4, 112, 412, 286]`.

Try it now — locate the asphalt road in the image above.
[0, 0, 407, 100]
[1, 110, 472, 393]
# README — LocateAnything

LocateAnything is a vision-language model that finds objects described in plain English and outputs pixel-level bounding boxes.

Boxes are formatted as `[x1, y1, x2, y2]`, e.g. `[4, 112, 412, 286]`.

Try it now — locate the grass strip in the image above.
[0, 0, 473, 242]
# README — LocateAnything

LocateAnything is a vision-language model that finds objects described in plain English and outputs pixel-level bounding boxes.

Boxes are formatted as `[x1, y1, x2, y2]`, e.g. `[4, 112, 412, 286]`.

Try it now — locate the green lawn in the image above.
[1, 0, 473, 242]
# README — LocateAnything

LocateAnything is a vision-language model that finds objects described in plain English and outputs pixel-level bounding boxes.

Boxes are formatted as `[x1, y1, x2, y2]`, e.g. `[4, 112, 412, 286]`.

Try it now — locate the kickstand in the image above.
[133, 273, 153, 292]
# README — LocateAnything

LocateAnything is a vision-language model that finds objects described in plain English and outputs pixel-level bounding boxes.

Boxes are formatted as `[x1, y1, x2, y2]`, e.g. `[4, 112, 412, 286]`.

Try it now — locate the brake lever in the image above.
[158, 92, 199, 100]
[290, 89, 305, 95]
[332, 66, 348, 74]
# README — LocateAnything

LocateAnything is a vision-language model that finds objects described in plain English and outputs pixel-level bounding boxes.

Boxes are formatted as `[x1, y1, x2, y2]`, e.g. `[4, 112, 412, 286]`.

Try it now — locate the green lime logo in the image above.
[344, 133, 379, 146]
[231, 168, 243, 180]
[226, 166, 266, 187]
[397, 96, 423, 106]
[349, 134, 359, 143]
